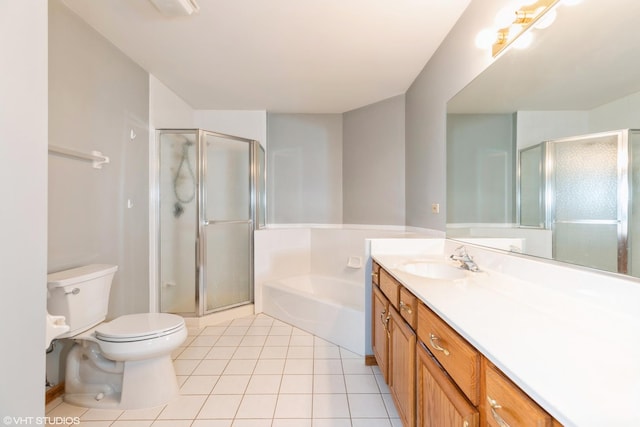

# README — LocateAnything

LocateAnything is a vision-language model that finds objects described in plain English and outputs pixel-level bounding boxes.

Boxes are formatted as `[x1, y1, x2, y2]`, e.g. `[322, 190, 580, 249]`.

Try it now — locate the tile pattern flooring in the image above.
[46, 314, 401, 427]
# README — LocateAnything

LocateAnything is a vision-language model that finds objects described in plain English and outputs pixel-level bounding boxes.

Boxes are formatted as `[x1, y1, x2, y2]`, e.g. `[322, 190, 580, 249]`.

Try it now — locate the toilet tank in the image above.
[47, 264, 118, 337]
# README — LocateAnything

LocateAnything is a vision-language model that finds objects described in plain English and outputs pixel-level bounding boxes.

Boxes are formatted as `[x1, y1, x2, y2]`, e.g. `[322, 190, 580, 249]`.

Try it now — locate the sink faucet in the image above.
[450, 246, 479, 272]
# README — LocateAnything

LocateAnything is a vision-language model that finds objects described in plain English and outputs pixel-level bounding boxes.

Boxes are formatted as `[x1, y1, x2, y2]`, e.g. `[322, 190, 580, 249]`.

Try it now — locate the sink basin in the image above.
[399, 262, 466, 280]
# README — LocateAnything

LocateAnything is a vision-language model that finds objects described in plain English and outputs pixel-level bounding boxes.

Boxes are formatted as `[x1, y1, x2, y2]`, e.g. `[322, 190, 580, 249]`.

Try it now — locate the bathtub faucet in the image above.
[450, 246, 479, 272]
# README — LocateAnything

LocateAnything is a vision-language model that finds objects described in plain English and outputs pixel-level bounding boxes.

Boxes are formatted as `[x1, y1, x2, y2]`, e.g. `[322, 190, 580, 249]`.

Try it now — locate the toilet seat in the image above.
[95, 313, 185, 343]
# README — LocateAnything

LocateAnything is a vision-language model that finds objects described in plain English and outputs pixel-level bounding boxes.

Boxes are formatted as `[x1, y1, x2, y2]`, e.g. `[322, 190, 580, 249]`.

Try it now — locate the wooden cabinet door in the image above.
[389, 306, 416, 427]
[483, 359, 553, 427]
[372, 285, 390, 382]
[417, 343, 479, 427]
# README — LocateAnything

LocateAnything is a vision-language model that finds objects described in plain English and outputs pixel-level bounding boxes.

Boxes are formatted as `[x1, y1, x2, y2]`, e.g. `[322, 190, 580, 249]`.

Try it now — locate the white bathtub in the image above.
[262, 275, 364, 355]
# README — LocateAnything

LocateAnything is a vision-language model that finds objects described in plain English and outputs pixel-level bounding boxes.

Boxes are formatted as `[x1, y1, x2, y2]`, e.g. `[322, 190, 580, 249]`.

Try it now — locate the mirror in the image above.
[446, 0, 640, 277]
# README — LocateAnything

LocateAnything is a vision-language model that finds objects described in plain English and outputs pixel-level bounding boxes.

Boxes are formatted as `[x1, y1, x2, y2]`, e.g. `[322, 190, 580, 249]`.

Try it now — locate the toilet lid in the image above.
[95, 313, 185, 342]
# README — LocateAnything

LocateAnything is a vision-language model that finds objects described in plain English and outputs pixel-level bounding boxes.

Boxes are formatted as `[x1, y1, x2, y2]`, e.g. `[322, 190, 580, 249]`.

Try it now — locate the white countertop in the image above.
[372, 253, 640, 427]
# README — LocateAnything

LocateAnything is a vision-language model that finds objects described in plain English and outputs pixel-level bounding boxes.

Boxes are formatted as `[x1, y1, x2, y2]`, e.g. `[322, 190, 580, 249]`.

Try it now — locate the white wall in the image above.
[343, 95, 406, 225]
[589, 89, 640, 132]
[516, 110, 588, 149]
[195, 110, 267, 146]
[0, 0, 48, 417]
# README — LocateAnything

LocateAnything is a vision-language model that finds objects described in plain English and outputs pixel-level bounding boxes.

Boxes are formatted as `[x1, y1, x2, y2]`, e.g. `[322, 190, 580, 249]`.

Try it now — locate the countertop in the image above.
[373, 254, 640, 427]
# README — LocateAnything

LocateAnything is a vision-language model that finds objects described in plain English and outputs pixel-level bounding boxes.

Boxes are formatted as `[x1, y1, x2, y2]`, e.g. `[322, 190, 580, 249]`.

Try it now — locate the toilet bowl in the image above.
[47, 264, 187, 409]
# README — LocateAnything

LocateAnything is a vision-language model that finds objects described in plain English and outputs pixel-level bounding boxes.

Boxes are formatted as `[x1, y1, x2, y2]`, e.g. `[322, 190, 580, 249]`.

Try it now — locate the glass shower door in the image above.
[547, 131, 627, 273]
[200, 132, 253, 313]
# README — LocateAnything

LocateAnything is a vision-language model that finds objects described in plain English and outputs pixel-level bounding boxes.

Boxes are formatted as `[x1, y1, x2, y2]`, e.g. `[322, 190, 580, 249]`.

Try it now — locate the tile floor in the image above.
[46, 313, 401, 427]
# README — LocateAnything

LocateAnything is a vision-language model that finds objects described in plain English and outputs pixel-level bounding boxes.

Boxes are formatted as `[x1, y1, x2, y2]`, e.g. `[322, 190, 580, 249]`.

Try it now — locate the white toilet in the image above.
[47, 264, 187, 409]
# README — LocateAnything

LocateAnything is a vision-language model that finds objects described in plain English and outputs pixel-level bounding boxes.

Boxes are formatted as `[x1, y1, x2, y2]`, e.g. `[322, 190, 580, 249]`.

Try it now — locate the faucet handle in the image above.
[453, 245, 469, 257]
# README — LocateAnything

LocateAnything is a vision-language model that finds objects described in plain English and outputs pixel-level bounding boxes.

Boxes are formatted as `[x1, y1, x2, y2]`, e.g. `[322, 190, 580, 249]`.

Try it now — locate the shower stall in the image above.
[519, 129, 640, 276]
[157, 129, 265, 316]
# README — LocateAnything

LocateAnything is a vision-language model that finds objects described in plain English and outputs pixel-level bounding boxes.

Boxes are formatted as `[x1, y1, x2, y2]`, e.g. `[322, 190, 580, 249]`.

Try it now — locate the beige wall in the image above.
[343, 95, 405, 225]
[48, 0, 150, 318]
[0, 0, 48, 417]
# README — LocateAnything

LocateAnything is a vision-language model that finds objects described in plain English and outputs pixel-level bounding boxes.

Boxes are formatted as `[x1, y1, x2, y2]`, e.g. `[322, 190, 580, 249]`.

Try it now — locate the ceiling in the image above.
[62, 0, 471, 113]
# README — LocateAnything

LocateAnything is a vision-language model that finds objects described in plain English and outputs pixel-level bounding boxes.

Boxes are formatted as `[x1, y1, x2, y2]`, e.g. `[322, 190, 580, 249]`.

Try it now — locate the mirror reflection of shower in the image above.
[173, 140, 196, 218]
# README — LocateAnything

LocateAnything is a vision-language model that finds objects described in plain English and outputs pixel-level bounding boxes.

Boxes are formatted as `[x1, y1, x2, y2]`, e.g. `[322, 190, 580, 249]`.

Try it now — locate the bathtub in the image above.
[262, 275, 364, 355]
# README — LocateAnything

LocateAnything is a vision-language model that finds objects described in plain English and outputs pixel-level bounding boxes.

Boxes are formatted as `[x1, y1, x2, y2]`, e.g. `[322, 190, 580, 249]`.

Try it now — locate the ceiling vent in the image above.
[148, 0, 200, 16]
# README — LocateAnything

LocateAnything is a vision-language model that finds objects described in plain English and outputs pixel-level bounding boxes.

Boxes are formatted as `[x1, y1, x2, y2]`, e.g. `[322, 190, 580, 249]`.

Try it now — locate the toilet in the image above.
[47, 264, 187, 409]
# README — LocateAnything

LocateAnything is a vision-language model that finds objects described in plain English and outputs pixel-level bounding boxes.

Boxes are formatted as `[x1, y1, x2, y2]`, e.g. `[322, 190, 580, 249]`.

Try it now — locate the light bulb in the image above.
[512, 31, 534, 49]
[562, 0, 582, 5]
[495, 6, 517, 28]
[475, 28, 498, 49]
[534, 8, 557, 29]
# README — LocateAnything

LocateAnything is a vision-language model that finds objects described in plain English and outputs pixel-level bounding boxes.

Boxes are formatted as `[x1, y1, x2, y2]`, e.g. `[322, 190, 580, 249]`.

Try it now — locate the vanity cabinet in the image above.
[388, 304, 416, 427]
[371, 261, 562, 427]
[372, 285, 390, 382]
[483, 359, 553, 427]
[416, 342, 478, 427]
[417, 303, 480, 405]
[373, 261, 416, 426]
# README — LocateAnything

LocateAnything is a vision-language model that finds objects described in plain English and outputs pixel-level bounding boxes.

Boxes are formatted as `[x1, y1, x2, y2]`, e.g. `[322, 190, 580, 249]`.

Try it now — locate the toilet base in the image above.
[65, 342, 179, 409]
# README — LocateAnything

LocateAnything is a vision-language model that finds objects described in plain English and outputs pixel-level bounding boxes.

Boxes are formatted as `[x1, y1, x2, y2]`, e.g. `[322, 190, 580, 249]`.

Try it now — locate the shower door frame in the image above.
[544, 129, 629, 274]
[157, 129, 263, 317]
[197, 129, 258, 316]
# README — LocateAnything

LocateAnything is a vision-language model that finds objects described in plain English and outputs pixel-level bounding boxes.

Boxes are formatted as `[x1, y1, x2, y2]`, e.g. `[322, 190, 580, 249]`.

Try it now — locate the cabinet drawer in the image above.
[379, 268, 400, 309]
[399, 287, 417, 329]
[372, 261, 380, 286]
[417, 303, 480, 405]
[484, 360, 553, 427]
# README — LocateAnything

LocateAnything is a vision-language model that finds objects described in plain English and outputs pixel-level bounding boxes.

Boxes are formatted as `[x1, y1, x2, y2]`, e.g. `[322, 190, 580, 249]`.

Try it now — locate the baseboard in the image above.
[365, 355, 378, 366]
[46, 382, 65, 405]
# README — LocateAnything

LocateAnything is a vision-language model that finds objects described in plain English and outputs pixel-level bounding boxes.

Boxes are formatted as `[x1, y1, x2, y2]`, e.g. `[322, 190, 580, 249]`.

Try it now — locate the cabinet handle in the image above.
[399, 301, 413, 315]
[429, 333, 450, 356]
[372, 271, 379, 280]
[487, 396, 511, 427]
[380, 309, 387, 327]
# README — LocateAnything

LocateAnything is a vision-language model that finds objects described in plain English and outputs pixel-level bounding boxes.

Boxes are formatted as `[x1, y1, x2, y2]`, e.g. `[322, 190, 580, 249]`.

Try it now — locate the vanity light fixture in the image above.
[477, 0, 562, 57]
[148, 0, 200, 17]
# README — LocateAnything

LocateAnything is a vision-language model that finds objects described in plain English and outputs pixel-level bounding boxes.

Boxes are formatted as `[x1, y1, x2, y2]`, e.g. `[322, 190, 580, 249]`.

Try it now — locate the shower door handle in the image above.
[203, 219, 253, 226]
